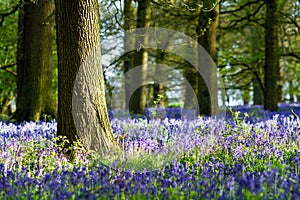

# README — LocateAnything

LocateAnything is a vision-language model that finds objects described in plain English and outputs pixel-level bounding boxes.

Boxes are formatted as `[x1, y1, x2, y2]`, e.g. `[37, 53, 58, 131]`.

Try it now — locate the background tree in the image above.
[278, 0, 300, 103]
[218, 0, 266, 106]
[14, 0, 56, 121]
[55, 0, 119, 156]
[218, 0, 299, 107]
[129, 0, 151, 115]
[264, 0, 280, 111]
[150, 0, 220, 115]
[196, 0, 219, 115]
[0, 1, 19, 116]
[123, 0, 136, 111]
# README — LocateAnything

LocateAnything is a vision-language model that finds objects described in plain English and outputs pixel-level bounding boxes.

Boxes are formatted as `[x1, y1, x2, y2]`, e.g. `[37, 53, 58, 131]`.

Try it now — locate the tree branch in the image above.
[224, 81, 252, 90]
[220, 2, 265, 30]
[279, 11, 300, 29]
[281, 52, 300, 60]
[219, 62, 264, 92]
[0, 3, 20, 27]
[0, 62, 17, 77]
[220, 0, 263, 15]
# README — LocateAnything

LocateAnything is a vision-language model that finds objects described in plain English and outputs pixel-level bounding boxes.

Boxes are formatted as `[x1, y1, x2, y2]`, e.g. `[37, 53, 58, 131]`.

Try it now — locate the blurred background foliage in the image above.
[0, 0, 299, 118]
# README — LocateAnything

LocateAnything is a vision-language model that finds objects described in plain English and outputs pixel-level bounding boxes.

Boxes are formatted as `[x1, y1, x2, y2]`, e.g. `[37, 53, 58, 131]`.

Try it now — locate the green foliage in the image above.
[167, 102, 183, 108]
[219, 0, 300, 104]
[0, 114, 10, 121]
[0, 1, 18, 114]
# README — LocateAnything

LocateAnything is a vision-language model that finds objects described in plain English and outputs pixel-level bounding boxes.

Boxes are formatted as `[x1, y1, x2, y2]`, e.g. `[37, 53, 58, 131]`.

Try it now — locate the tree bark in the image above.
[15, 0, 56, 122]
[129, 0, 151, 115]
[55, 0, 119, 157]
[253, 78, 264, 105]
[123, 0, 135, 110]
[264, 0, 279, 111]
[249, 27, 264, 105]
[242, 87, 250, 105]
[153, 49, 167, 108]
[183, 64, 199, 110]
[196, 2, 219, 116]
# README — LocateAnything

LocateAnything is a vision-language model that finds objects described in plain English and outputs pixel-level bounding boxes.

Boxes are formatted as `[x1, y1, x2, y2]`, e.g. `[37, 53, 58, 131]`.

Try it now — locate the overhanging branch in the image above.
[0, 62, 17, 77]
[281, 52, 300, 60]
[0, 3, 20, 27]
[220, 0, 263, 15]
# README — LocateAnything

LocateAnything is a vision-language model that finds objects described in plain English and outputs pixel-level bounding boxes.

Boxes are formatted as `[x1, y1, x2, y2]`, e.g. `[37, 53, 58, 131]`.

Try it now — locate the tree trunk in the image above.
[123, 0, 135, 110]
[242, 87, 250, 105]
[15, 0, 56, 122]
[55, 0, 119, 157]
[183, 64, 199, 110]
[253, 78, 264, 105]
[129, 0, 151, 115]
[264, 0, 279, 111]
[249, 27, 264, 105]
[196, 3, 219, 116]
[287, 81, 295, 103]
[153, 49, 167, 108]
[297, 95, 300, 103]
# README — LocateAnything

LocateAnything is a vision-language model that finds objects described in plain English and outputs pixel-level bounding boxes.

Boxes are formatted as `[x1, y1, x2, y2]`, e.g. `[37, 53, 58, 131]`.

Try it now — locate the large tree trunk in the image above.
[55, 0, 119, 157]
[264, 0, 279, 111]
[196, 3, 219, 116]
[129, 0, 151, 115]
[15, 0, 56, 122]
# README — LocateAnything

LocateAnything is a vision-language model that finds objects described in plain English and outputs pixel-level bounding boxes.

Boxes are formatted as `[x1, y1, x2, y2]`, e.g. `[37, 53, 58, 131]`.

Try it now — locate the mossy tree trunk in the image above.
[15, 0, 56, 122]
[55, 0, 119, 156]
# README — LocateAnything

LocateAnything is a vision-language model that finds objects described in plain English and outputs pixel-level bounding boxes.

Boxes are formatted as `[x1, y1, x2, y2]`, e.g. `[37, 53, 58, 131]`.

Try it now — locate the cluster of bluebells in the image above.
[0, 159, 300, 199]
[229, 103, 300, 123]
[0, 105, 299, 199]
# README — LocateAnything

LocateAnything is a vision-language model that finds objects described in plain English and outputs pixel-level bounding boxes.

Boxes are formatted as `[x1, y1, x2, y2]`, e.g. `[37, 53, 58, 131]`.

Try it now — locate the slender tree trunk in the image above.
[129, 0, 151, 115]
[55, 0, 119, 157]
[196, 3, 219, 116]
[183, 64, 199, 110]
[287, 81, 294, 103]
[123, 0, 135, 110]
[153, 49, 167, 108]
[242, 87, 250, 105]
[152, 84, 168, 108]
[264, 0, 279, 111]
[277, 69, 283, 102]
[297, 95, 300, 103]
[253, 78, 264, 105]
[15, 0, 56, 122]
[247, 27, 264, 105]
